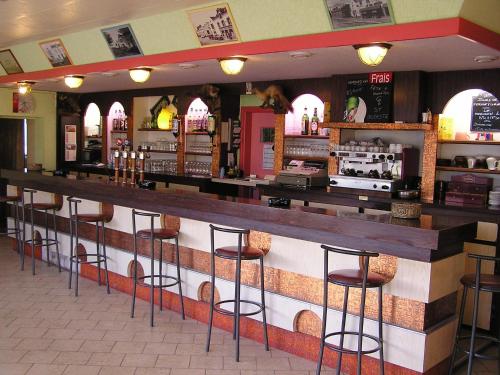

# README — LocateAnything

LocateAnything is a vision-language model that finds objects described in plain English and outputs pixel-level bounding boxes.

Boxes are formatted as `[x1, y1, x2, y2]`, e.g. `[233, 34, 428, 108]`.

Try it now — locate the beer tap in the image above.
[130, 151, 136, 185]
[139, 151, 145, 183]
[113, 150, 120, 183]
[121, 150, 128, 185]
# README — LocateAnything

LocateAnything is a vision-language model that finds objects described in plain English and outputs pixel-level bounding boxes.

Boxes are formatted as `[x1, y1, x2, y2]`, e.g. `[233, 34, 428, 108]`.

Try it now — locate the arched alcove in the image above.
[285, 94, 325, 135]
[185, 98, 210, 132]
[107, 101, 127, 159]
[84, 103, 101, 137]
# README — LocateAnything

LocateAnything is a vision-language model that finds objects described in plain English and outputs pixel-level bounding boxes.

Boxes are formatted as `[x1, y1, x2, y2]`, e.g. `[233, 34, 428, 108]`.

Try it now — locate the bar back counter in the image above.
[1, 169, 478, 374]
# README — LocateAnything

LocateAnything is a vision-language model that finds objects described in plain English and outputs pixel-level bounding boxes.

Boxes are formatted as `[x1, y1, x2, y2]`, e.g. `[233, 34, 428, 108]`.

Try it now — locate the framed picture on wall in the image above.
[0, 49, 24, 74]
[39, 39, 73, 67]
[324, 0, 394, 30]
[187, 3, 240, 47]
[101, 24, 143, 59]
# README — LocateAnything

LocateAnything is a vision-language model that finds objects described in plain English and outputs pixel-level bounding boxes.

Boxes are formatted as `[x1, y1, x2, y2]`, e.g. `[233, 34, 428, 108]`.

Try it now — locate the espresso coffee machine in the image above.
[329, 145, 419, 194]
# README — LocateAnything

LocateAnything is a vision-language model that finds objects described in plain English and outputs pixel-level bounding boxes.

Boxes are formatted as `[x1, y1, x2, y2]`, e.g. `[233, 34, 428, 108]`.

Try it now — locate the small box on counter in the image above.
[445, 174, 492, 208]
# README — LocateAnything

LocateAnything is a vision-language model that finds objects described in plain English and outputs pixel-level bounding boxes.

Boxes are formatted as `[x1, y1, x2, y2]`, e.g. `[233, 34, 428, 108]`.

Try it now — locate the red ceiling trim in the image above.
[0, 17, 496, 84]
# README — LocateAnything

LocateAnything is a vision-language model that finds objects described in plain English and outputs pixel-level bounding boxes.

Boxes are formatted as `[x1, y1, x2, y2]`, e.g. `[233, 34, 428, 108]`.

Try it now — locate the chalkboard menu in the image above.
[470, 92, 500, 132]
[343, 72, 393, 123]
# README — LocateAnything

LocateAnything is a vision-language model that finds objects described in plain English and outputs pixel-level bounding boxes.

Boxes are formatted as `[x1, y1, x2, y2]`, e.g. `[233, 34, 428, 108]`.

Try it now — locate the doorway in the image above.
[0, 118, 25, 170]
[240, 108, 276, 178]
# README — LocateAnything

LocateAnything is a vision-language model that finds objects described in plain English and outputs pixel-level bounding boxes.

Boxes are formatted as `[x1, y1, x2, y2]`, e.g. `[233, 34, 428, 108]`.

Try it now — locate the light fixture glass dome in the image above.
[64, 75, 84, 89]
[157, 107, 173, 130]
[354, 43, 392, 67]
[218, 57, 247, 75]
[129, 67, 152, 83]
[17, 81, 34, 95]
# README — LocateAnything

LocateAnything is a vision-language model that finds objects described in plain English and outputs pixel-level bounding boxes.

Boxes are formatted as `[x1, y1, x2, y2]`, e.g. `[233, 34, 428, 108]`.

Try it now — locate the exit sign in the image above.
[369, 72, 393, 84]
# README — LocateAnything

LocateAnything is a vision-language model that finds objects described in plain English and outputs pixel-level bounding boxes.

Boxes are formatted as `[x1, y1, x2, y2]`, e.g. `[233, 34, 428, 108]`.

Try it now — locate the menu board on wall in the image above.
[343, 72, 393, 123]
[470, 92, 500, 132]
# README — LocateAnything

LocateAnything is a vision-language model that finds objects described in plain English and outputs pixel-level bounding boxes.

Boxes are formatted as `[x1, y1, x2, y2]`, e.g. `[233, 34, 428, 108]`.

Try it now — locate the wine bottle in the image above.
[310, 107, 319, 135]
[172, 114, 180, 138]
[301, 107, 309, 135]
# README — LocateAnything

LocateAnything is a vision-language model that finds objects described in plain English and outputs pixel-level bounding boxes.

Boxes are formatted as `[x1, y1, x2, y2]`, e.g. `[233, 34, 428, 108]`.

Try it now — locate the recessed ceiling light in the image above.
[102, 72, 118, 77]
[473, 55, 498, 63]
[289, 51, 313, 59]
[178, 63, 199, 69]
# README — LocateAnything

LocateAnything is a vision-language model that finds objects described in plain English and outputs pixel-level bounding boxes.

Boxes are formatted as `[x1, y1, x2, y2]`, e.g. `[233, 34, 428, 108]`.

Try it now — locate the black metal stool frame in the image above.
[449, 253, 500, 375]
[317, 244, 385, 375]
[0, 195, 22, 262]
[21, 188, 61, 275]
[131, 209, 185, 327]
[206, 224, 269, 362]
[67, 197, 110, 297]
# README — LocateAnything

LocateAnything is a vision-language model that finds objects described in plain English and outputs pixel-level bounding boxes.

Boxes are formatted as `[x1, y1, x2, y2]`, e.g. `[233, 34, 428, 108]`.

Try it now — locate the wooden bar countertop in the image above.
[1, 169, 477, 262]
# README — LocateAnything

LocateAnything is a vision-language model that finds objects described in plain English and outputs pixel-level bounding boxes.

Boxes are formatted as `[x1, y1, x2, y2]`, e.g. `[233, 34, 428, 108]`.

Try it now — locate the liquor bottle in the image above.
[310, 108, 319, 135]
[113, 110, 118, 130]
[172, 114, 180, 138]
[301, 107, 309, 135]
[207, 114, 216, 137]
[187, 108, 194, 132]
[123, 115, 128, 130]
[203, 109, 209, 131]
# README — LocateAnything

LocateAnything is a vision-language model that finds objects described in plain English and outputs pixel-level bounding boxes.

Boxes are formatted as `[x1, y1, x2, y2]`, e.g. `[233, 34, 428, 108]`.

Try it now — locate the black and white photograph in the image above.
[39, 39, 72, 67]
[101, 24, 143, 59]
[188, 3, 240, 46]
[325, 0, 393, 29]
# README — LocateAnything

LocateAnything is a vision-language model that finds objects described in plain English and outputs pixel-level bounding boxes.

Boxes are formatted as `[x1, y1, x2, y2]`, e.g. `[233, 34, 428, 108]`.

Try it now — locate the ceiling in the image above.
[1, 35, 499, 93]
[0, 0, 209, 47]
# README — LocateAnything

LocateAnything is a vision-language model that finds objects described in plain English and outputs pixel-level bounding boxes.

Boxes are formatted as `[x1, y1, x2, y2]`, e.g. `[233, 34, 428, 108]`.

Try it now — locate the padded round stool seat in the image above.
[328, 269, 387, 288]
[137, 228, 178, 240]
[215, 245, 263, 259]
[72, 213, 107, 223]
[460, 273, 500, 292]
[25, 203, 60, 211]
[0, 195, 20, 202]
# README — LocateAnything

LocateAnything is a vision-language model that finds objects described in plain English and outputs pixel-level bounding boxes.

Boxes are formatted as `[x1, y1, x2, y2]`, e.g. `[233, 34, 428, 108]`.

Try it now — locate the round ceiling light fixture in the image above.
[129, 67, 152, 83]
[17, 81, 34, 95]
[473, 55, 498, 63]
[353, 43, 392, 67]
[64, 75, 84, 89]
[218, 57, 247, 75]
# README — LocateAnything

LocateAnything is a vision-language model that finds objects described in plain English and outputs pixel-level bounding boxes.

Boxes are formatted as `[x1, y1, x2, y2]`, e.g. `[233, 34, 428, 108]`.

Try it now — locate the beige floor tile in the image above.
[289, 357, 317, 370]
[63, 364, 101, 375]
[94, 320, 126, 331]
[99, 366, 136, 375]
[122, 353, 158, 367]
[79, 340, 116, 353]
[48, 339, 84, 352]
[72, 329, 105, 340]
[0, 363, 32, 375]
[19, 350, 60, 364]
[134, 331, 166, 343]
[15, 338, 54, 351]
[0, 349, 27, 363]
[207, 370, 241, 375]
[111, 341, 146, 354]
[38, 318, 71, 329]
[25, 364, 67, 375]
[88, 352, 125, 366]
[256, 357, 291, 370]
[190, 355, 223, 369]
[156, 354, 190, 368]
[163, 333, 195, 344]
[12, 327, 48, 339]
[175, 343, 207, 355]
[65, 320, 98, 330]
[53, 351, 92, 365]
[43, 328, 77, 340]
[135, 368, 171, 375]
[223, 357, 257, 370]
[102, 330, 135, 342]
[0, 337, 23, 349]
[170, 370, 205, 375]
[143, 342, 177, 355]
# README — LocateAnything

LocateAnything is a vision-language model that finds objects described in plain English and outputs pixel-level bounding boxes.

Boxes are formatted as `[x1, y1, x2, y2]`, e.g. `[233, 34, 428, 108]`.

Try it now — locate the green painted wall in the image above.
[0, 88, 57, 170]
[2, 0, 497, 77]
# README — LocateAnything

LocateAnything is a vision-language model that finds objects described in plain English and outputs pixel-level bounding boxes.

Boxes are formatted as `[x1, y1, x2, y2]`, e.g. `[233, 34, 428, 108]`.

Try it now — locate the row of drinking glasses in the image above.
[186, 142, 212, 154]
[145, 159, 177, 174]
[185, 161, 211, 175]
[285, 143, 329, 158]
[140, 141, 177, 152]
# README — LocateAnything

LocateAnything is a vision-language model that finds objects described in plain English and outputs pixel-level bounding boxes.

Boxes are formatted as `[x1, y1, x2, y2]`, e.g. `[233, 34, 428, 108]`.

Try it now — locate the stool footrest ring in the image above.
[213, 299, 264, 317]
[456, 334, 500, 360]
[70, 254, 107, 264]
[24, 239, 58, 247]
[0, 228, 21, 235]
[323, 331, 382, 355]
[137, 275, 180, 288]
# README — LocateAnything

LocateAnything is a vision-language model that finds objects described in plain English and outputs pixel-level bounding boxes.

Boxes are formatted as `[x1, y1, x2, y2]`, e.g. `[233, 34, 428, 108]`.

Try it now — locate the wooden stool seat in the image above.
[460, 273, 500, 292]
[137, 228, 178, 240]
[215, 245, 263, 260]
[0, 195, 20, 202]
[72, 213, 107, 223]
[25, 202, 59, 211]
[328, 269, 387, 288]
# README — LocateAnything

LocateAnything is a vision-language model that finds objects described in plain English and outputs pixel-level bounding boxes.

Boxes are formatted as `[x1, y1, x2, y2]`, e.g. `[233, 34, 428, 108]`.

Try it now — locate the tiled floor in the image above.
[0, 237, 497, 375]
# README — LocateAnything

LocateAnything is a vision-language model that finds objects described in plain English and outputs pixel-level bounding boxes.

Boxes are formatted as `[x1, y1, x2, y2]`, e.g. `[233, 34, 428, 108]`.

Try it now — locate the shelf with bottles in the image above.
[110, 130, 128, 134]
[436, 166, 500, 174]
[186, 131, 209, 136]
[284, 134, 329, 139]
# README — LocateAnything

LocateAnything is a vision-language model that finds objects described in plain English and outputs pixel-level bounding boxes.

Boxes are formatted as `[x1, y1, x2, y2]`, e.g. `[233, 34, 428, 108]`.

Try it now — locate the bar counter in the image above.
[0, 169, 481, 374]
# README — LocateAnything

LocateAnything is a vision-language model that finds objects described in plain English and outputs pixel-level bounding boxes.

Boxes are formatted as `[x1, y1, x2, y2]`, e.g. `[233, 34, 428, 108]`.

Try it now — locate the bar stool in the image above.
[21, 188, 61, 275]
[131, 209, 185, 327]
[449, 254, 500, 375]
[67, 197, 110, 297]
[206, 224, 269, 362]
[317, 245, 386, 375]
[0, 194, 22, 257]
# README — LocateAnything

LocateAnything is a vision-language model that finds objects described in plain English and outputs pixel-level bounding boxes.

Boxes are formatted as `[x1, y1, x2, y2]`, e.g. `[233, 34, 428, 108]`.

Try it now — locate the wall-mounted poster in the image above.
[0, 49, 23, 74]
[325, 0, 393, 29]
[470, 92, 500, 132]
[65, 125, 77, 161]
[101, 24, 143, 59]
[39, 39, 72, 67]
[187, 3, 240, 46]
[344, 72, 393, 123]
